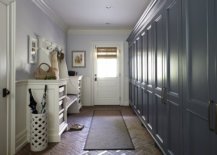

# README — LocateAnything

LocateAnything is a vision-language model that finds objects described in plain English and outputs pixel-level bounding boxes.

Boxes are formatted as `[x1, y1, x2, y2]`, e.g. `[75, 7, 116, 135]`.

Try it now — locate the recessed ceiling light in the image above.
[106, 6, 112, 9]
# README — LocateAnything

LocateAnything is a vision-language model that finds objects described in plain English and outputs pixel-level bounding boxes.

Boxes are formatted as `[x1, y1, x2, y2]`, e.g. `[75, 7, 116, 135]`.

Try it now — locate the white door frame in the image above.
[0, 0, 16, 154]
[91, 41, 125, 106]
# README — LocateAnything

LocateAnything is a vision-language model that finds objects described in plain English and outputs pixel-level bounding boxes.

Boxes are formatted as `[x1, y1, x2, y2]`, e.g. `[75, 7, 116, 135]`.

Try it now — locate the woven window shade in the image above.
[97, 47, 117, 58]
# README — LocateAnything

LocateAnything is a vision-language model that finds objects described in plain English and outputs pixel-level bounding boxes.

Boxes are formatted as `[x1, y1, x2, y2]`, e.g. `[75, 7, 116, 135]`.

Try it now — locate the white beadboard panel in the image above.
[15, 129, 27, 153]
[16, 82, 28, 151]
[123, 77, 129, 106]
[82, 76, 93, 106]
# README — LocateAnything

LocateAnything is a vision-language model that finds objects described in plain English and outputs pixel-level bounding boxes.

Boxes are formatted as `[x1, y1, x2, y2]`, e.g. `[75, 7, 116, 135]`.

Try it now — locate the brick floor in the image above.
[16, 106, 162, 155]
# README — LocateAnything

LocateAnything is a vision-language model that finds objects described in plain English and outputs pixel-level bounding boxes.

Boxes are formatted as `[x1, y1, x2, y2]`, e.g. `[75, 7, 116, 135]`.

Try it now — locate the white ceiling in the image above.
[35, 0, 152, 30]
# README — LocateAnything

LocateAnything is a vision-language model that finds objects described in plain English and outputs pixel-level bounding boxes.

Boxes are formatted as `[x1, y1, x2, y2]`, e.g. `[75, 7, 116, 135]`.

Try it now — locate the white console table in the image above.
[16, 79, 78, 142]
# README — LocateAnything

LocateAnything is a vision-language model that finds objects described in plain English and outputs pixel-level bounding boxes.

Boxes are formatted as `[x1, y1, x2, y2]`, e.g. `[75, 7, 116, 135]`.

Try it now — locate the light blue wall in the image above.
[66, 30, 130, 77]
[16, 0, 66, 80]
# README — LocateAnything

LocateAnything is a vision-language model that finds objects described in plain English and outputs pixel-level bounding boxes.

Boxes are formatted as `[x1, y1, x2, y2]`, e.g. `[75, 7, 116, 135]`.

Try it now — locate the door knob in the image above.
[94, 74, 97, 81]
[3, 88, 10, 97]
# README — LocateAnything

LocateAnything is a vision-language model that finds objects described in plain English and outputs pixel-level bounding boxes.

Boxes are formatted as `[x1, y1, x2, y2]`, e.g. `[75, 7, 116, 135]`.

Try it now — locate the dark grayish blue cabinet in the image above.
[182, 0, 217, 154]
[127, 0, 217, 154]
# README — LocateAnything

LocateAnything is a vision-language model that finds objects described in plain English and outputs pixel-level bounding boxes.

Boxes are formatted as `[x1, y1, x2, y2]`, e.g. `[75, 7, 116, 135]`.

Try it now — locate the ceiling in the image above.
[33, 0, 152, 30]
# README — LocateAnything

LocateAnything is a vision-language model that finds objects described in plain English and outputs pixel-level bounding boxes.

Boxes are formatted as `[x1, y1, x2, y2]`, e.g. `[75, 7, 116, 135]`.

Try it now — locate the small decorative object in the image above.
[72, 51, 86, 68]
[28, 35, 38, 64]
[34, 63, 57, 80]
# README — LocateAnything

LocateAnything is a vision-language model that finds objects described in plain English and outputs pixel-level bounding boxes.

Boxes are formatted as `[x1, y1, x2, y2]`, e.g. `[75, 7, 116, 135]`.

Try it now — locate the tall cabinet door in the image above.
[183, 0, 217, 154]
[146, 25, 156, 132]
[137, 37, 143, 115]
[164, 0, 182, 154]
[153, 13, 167, 148]
[129, 45, 133, 106]
[132, 42, 136, 109]
[210, 1, 217, 153]
[142, 32, 148, 122]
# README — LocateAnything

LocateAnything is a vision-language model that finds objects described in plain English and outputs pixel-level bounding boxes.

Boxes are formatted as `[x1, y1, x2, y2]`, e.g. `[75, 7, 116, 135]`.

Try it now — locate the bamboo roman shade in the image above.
[96, 47, 117, 58]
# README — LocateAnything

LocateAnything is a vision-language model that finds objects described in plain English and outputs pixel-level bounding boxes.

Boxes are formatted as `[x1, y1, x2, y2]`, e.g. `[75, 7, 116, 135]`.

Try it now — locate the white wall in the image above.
[66, 29, 130, 106]
[15, 0, 66, 152]
[16, 0, 66, 80]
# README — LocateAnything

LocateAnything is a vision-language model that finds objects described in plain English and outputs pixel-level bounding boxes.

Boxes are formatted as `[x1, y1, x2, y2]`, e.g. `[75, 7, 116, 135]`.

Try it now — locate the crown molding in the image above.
[67, 29, 132, 35]
[32, 0, 68, 31]
[0, 0, 15, 5]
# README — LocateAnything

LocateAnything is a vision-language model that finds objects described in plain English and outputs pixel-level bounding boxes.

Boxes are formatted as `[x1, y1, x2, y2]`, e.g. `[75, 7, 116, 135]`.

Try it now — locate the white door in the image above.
[0, 1, 15, 154]
[0, 1, 8, 155]
[93, 45, 120, 105]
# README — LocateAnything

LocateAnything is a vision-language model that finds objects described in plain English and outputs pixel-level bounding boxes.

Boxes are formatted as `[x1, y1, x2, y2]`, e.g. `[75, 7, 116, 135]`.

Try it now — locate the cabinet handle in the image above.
[164, 87, 167, 104]
[161, 88, 164, 103]
[215, 103, 217, 134]
[208, 100, 214, 131]
[161, 87, 166, 104]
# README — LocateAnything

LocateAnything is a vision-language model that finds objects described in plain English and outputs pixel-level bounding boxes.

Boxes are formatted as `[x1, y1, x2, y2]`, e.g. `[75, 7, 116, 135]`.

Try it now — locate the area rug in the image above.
[84, 110, 134, 150]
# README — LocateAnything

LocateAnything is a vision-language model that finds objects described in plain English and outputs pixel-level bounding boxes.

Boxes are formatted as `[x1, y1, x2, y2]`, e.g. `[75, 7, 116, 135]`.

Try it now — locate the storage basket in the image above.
[30, 113, 48, 152]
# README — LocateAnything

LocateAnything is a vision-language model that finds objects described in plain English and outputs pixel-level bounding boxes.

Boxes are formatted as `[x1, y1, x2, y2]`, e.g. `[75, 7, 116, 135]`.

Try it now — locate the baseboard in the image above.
[16, 129, 27, 153]
[120, 100, 129, 106]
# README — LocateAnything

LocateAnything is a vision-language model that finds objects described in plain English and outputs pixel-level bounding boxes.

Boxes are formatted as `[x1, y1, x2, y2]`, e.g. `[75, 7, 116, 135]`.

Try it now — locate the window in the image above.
[96, 47, 118, 78]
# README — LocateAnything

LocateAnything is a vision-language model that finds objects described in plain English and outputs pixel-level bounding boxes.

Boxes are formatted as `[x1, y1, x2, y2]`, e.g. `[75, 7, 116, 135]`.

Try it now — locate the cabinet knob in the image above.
[208, 100, 215, 131]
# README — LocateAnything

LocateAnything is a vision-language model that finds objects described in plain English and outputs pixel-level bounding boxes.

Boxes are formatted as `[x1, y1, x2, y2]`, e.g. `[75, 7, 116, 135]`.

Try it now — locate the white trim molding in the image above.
[8, 1, 16, 154]
[15, 129, 27, 153]
[32, 0, 68, 31]
[68, 29, 131, 35]
[1, 1, 16, 155]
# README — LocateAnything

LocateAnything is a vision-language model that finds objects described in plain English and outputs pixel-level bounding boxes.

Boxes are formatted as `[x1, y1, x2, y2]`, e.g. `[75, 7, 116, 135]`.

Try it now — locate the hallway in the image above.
[16, 106, 162, 155]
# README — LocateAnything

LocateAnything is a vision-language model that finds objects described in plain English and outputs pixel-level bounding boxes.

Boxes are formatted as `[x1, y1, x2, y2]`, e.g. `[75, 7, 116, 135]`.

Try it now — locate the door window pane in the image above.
[96, 47, 118, 78]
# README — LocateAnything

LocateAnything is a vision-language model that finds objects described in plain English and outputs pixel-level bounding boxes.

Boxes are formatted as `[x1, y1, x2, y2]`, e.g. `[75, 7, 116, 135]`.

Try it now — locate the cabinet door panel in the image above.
[137, 87, 143, 114]
[165, 0, 181, 154]
[131, 84, 135, 107]
[142, 89, 148, 121]
[146, 25, 155, 132]
[129, 46, 133, 80]
[147, 90, 154, 130]
[134, 85, 138, 109]
[132, 43, 136, 80]
[137, 38, 142, 82]
[153, 14, 167, 147]
[147, 26, 154, 87]
[142, 32, 148, 121]
[155, 95, 167, 144]
[129, 82, 132, 104]
[142, 32, 148, 84]
[183, 0, 216, 154]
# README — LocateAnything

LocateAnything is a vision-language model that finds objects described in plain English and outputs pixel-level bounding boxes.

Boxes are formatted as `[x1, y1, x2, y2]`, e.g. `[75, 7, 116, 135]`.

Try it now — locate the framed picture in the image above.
[72, 51, 86, 67]
[28, 36, 38, 64]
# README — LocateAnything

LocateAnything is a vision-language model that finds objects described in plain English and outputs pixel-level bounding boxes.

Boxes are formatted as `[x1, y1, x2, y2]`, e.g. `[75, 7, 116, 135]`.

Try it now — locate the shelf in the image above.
[59, 122, 68, 135]
[59, 109, 64, 115]
[59, 100, 63, 106]
[59, 95, 67, 101]
[65, 96, 78, 110]
[59, 86, 65, 93]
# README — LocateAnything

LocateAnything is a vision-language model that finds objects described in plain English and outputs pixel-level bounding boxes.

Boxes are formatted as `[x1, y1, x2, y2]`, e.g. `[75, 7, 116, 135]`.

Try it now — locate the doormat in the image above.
[84, 110, 134, 150]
